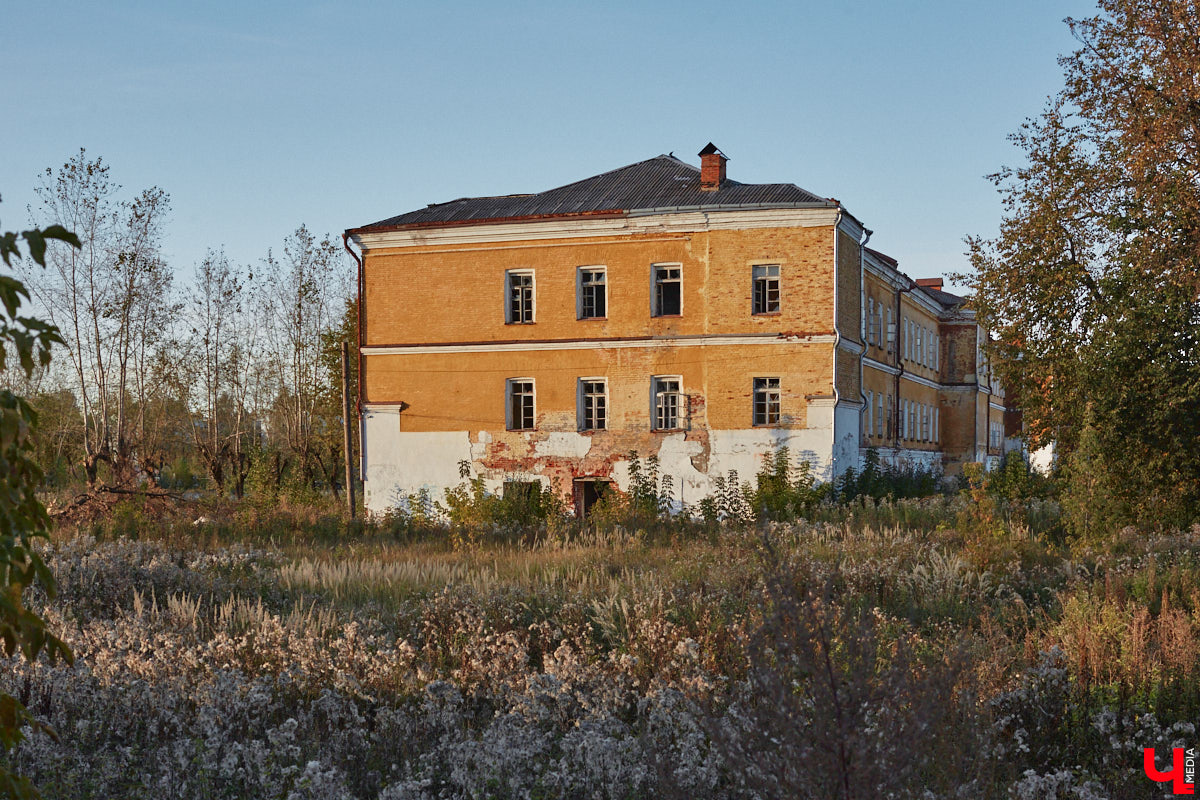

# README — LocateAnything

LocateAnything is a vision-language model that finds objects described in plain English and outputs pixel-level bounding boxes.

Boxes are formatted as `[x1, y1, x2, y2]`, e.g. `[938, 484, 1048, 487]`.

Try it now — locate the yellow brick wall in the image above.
[365, 342, 832, 433]
[835, 348, 860, 400]
[862, 364, 894, 445]
[939, 390, 978, 473]
[836, 230, 861, 344]
[940, 322, 978, 385]
[362, 226, 836, 346]
[862, 272, 896, 363]
[899, 296, 941, 383]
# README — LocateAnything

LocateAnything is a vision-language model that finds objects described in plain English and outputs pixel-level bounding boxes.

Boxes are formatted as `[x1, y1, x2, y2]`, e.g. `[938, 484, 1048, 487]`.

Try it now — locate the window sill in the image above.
[507, 427, 536, 432]
[752, 312, 782, 317]
[577, 316, 607, 321]
[651, 314, 683, 319]
[505, 322, 537, 326]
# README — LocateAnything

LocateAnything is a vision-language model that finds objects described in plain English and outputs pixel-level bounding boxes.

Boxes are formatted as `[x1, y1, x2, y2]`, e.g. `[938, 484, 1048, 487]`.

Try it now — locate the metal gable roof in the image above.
[356, 154, 834, 231]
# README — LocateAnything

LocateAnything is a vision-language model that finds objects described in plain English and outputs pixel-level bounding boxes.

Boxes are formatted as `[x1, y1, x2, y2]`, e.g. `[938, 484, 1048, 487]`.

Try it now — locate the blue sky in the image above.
[2, 1, 1096, 289]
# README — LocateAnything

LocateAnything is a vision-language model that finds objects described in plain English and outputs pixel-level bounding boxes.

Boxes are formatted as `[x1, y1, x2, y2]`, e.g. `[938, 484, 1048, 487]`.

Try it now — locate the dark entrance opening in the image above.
[574, 478, 610, 519]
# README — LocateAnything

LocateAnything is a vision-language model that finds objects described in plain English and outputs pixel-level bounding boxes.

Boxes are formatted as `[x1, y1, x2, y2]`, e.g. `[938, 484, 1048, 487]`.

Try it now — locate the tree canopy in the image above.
[961, 0, 1200, 530]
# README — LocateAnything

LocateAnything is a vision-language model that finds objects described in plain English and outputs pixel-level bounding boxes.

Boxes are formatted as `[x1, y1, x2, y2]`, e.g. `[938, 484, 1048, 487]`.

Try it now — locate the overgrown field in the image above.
[4, 496, 1200, 799]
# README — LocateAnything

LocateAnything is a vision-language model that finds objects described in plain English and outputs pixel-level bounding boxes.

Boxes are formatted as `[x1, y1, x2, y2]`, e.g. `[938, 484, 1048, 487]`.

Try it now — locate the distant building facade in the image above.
[346, 145, 1019, 516]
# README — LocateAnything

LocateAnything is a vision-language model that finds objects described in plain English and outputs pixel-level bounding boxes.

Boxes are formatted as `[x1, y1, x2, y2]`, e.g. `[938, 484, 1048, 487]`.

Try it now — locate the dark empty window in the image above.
[508, 379, 534, 430]
[579, 268, 606, 319]
[653, 265, 681, 316]
[507, 272, 534, 323]
[654, 377, 682, 430]
[752, 265, 780, 314]
[753, 377, 781, 426]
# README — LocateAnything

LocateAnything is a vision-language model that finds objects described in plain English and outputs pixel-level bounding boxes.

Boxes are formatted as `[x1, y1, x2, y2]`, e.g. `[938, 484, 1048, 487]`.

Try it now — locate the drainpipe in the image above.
[981, 326, 992, 465]
[856, 226, 872, 467]
[831, 209, 843, 478]
[894, 279, 916, 456]
[342, 233, 365, 477]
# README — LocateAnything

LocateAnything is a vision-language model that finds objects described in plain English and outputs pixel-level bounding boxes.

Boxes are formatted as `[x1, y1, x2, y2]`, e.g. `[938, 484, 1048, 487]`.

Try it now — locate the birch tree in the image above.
[258, 225, 347, 490]
[186, 250, 263, 496]
[23, 150, 173, 488]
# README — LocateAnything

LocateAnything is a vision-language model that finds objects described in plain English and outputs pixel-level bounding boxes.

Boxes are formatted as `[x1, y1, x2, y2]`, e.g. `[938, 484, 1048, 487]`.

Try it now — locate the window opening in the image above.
[654, 377, 682, 430]
[753, 377, 781, 426]
[579, 268, 606, 319]
[508, 379, 534, 430]
[507, 272, 534, 323]
[579, 379, 607, 431]
[654, 265, 681, 316]
[752, 264, 780, 314]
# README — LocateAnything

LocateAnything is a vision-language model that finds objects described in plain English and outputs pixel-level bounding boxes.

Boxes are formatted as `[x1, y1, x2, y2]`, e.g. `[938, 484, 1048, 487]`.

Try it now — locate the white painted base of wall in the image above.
[831, 401, 861, 478]
[859, 446, 944, 473]
[361, 406, 835, 516]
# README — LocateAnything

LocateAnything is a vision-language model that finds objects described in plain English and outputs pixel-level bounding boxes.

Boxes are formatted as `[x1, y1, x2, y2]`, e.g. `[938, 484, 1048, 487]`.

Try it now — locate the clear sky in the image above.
[2, 0, 1097, 290]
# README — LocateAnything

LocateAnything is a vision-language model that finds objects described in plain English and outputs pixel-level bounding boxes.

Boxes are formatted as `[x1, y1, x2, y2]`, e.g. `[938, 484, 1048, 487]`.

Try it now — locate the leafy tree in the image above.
[185, 250, 264, 496]
[960, 0, 1200, 530]
[258, 225, 349, 492]
[315, 295, 359, 501]
[22, 151, 174, 488]
[0, 200, 76, 798]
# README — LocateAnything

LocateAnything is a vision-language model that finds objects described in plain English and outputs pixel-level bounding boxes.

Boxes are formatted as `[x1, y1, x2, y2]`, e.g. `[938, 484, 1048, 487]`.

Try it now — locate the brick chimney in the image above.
[916, 277, 943, 291]
[698, 142, 727, 190]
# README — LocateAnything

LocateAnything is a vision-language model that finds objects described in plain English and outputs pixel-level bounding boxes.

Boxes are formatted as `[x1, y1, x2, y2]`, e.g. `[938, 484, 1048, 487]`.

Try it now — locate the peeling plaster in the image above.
[363, 418, 837, 516]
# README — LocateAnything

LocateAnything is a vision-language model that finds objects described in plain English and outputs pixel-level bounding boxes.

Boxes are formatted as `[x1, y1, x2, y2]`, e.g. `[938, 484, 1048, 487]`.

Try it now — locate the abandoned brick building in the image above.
[345, 144, 1018, 516]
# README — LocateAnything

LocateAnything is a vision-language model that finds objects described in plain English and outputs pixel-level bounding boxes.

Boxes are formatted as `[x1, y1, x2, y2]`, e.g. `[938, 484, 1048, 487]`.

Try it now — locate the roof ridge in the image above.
[533, 154, 696, 196]
[353, 151, 833, 231]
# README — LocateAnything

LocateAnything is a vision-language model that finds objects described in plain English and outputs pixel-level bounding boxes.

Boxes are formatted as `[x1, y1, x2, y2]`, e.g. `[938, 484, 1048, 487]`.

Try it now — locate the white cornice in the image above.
[862, 253, 967, 319]
[862, 356, 980, 393]
[362, 332, 837, 356]
[836, 214, 865, 242]
[351, 208, 843, 250]
[863, 358, 900, 377]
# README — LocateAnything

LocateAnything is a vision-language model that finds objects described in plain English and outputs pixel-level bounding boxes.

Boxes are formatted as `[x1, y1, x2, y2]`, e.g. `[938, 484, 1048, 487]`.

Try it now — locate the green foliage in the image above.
[583, 452, 683, 533]
[437, 461, 567, 546]
[959, 0, 1200, 532]
[243, 446, 283, 507]
[158, 456, 202, 491]
[1, 204, 76, 798]
[1059, 419, 1129, 541]
[738, 447, 823, 524]
[985, 450, 1050, 502]
[697, 469, 754, 527]
[837, 449, 942, 502]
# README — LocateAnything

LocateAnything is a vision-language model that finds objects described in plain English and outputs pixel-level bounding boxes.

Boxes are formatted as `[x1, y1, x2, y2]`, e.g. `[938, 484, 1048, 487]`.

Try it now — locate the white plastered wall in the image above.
[831, 400, 862, 477]
[362, 403, 836, 516]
